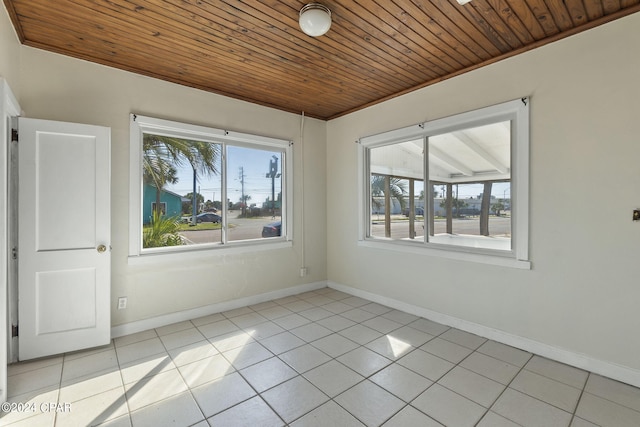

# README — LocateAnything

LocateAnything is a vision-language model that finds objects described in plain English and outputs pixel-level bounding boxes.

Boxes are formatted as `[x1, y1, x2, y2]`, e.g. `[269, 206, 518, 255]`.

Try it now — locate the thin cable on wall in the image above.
[299, 111, 306, 275]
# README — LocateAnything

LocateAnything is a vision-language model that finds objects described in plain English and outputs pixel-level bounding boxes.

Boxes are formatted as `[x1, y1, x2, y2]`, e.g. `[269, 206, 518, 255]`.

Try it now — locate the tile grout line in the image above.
[52, 352, 66, 427]
[299, 308, 444, 426]
[113, 339, 134, 427]
[116, 324, 193, 425]
[579, 376, 640, 416]
[501, 356, 593, 421]
[213, 355, 289, 426]
[235, 292, 396, 425]
[160, 319, 211, 427]
[471, 351, 533, 427]
[568, 371, 591, 427]
[312, 301, 446, 425]
[199, 290, 331, 425]
[114, 327, 157, 426]
[229, 289, 357, 425]
[400, 331, 487, 426]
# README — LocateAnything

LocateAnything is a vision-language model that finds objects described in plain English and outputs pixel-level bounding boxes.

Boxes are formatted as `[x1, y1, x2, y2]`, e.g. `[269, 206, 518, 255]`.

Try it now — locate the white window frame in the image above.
[358, 98, 530, 269]
[129, 114, 293, 262]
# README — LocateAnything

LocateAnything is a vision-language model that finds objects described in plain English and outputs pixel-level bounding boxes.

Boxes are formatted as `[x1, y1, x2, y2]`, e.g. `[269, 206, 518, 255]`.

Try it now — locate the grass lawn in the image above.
[177, 222, 222, 231]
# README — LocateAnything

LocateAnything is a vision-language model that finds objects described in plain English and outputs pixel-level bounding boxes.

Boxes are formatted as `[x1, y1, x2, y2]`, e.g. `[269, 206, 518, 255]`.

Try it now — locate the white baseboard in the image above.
[328, 281, 640, 389]
[111, 281, 326, 339]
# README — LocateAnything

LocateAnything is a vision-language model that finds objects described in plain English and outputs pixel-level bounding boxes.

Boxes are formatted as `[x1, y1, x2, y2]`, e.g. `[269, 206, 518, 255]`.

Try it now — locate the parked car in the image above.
[196, 212, 221, 223]
[403, 207, 424, 217]
[261, 221, 281, 237]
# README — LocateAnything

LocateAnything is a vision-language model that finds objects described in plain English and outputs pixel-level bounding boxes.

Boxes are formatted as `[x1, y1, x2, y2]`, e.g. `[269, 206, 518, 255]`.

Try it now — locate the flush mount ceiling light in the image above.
[299, 3, 332, 37]
[457, 0, 473, 4]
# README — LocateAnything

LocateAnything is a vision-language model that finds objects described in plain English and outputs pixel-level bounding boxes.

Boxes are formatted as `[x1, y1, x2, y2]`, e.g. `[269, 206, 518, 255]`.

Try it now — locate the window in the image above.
[359, 98, 529, 268]
[151, 202, 167, 216]
[129, 115, 292, 257]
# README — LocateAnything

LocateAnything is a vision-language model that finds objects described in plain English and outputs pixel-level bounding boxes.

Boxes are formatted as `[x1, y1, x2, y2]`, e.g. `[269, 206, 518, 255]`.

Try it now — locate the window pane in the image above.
[428, 121, 511, 251]
[359, 98, 528, 263]
[142, 133, 222, 248]
[227, 146, 283, 242]
[369, 140, 424, 241]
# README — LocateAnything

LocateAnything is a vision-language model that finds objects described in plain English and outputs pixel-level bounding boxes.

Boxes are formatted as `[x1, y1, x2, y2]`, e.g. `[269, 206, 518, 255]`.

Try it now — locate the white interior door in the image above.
[18, 117, 111, 361]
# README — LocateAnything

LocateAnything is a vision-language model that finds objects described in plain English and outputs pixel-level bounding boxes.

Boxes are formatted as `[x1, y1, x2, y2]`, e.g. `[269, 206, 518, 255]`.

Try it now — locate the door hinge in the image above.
[11, 247, 17, 260]
[11, 128, 18, 142]
[11, 324, 18, 338]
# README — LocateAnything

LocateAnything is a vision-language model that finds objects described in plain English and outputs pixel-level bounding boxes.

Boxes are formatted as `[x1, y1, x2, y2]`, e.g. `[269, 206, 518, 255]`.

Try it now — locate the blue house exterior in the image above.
[143, 183, 184, 224]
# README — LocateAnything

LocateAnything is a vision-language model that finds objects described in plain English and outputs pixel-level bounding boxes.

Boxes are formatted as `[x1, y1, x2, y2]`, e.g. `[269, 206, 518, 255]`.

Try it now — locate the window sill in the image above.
[358, 238, 531, 269]
[428, 234, 511, 251]
[128, 239, 292, 266]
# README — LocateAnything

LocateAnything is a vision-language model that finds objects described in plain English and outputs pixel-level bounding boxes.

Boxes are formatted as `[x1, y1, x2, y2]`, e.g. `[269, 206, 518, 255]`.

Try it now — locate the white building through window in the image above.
[359, 98, 530, 268]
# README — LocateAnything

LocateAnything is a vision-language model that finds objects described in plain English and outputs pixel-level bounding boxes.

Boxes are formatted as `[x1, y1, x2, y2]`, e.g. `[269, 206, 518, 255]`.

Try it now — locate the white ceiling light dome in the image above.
[299, 3, 332, 37]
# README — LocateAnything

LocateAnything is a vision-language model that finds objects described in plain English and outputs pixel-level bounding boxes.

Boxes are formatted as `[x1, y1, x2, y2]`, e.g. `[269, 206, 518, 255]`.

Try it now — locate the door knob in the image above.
[97, 244, 107, 253]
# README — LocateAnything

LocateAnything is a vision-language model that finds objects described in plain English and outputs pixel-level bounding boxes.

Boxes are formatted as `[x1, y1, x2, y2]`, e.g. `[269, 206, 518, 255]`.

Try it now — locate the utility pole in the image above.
[239, 166, 246, 217]
[191, 168, 197, 226]
[266, 156, 281, 218]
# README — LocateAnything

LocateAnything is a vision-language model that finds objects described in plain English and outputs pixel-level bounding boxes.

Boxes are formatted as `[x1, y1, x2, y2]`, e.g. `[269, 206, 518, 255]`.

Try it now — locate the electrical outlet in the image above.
[299, 267, 308, 277]
[118, 297, 127, 310]
[634, 209, 640, 221]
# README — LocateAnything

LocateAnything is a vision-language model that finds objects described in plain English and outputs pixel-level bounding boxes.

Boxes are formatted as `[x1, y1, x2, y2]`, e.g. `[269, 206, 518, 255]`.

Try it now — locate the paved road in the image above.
[371, 216, 511, 240]
[180, 217, 279, 244]
[179, 215, 510, 244]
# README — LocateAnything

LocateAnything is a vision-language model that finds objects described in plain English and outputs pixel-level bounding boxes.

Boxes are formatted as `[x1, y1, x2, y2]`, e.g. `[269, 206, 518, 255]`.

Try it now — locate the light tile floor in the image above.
[2, 287, 640, 426]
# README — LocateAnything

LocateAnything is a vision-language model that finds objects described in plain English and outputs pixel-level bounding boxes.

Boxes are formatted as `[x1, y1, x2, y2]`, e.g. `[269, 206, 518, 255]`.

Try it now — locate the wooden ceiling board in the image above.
[4, 0, 640, 120]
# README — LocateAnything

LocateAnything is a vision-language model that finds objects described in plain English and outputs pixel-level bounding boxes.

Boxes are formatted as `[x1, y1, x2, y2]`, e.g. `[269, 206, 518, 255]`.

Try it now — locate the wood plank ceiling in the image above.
[4, 0, 640, 120]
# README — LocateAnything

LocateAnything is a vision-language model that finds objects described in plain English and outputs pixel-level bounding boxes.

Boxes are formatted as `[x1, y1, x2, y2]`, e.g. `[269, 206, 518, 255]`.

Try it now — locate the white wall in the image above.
[15, 46, 327, 327]
[0, 2, 20, 94]
[327, 12, 640, 375]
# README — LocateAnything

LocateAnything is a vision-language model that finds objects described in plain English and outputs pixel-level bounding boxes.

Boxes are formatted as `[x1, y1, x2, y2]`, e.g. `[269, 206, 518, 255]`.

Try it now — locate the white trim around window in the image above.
[358, 98, 530, 269]
[129, 114, 293, 262]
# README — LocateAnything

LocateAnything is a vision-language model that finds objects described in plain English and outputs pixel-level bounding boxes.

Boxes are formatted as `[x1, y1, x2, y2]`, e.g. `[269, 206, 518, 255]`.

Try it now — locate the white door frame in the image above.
[1, 78, 20, 403]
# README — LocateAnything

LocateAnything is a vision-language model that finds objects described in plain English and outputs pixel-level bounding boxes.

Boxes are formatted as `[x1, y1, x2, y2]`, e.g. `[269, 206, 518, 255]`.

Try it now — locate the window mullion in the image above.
[221, 144, 228, 244]
[364, 147, 372, 239]
[423, 136, 429, 244]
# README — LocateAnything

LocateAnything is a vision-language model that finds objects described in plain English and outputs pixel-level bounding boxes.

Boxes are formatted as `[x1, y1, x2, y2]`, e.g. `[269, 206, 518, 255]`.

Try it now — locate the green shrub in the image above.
[143, 211, 183, 248]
